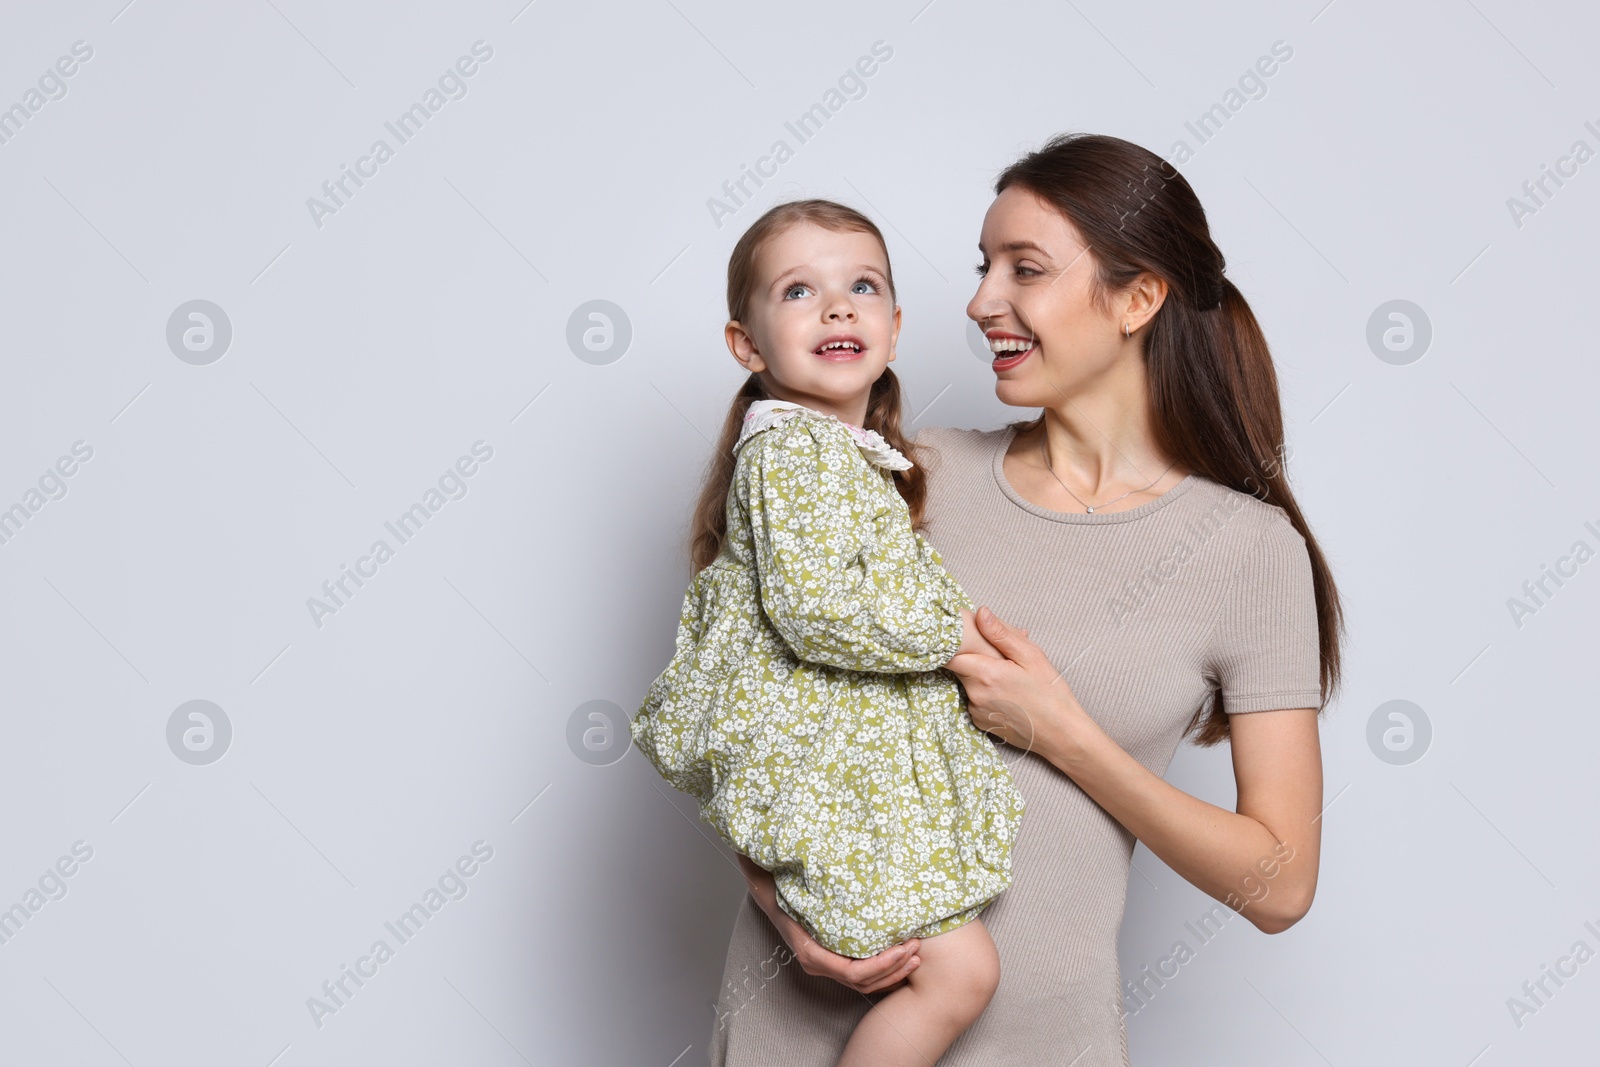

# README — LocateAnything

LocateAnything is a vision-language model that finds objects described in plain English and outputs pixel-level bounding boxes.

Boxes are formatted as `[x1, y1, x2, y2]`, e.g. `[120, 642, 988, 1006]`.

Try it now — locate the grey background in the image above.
[1, 0, 1595, 1064]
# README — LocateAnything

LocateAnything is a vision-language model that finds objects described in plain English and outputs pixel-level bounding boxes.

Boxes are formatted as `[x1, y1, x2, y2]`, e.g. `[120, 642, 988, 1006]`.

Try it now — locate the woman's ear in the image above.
[725, 320, 767, 373]
[1124, 273, 1168, 333]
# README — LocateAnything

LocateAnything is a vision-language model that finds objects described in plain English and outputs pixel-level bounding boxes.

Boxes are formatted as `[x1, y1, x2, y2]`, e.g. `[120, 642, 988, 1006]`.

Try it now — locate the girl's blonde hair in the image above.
[688, 199, 927, 573]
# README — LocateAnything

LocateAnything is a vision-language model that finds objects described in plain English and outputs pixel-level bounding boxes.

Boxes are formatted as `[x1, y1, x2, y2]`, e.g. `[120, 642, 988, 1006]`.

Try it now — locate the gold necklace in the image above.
[1039, 436, 1175, 514]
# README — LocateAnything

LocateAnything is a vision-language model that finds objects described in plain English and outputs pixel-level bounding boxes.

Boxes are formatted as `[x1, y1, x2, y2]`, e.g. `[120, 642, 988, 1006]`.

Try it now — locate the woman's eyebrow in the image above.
[978, 239, 1052, 257]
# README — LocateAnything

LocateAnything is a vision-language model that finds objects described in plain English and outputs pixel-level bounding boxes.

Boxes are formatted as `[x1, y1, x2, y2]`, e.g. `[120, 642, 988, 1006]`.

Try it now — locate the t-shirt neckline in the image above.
[990, 424, 1198, 525]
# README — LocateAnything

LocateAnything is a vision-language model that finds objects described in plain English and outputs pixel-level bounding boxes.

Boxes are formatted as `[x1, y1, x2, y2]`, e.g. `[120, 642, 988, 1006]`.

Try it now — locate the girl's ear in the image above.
[725, 320, 767, 373]
[886, 304, 902, 363]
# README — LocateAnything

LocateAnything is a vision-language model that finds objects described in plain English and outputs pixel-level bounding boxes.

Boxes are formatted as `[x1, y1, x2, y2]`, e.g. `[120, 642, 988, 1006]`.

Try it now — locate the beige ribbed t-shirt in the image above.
[706, 423, 1323, 1067]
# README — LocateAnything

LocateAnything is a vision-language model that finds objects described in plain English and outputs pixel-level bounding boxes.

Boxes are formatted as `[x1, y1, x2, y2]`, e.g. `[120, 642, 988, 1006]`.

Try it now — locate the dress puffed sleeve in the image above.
[734, 417, 971, 673]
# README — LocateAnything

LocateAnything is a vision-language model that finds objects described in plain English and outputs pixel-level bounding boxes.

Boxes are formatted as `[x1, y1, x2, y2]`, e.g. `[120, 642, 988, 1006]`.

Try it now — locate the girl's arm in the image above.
[948, 608, 1321, 933]
[738, 420, 976, 674]
[734, 853, 924, 993]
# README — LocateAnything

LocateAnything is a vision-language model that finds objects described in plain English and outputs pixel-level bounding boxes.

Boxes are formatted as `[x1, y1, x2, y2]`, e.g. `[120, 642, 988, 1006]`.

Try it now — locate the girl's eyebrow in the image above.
[769, 263, 888, 291]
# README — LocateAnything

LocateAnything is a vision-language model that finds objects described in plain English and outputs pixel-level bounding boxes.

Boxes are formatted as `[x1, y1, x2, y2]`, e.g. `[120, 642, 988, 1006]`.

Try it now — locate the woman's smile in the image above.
[986, 329, 1036, 372]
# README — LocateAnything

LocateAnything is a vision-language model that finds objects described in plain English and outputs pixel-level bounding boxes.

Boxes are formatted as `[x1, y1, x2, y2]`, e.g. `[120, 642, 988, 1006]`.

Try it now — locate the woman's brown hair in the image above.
[687, 199, 927, 574]
[993, 132, 1345, 746]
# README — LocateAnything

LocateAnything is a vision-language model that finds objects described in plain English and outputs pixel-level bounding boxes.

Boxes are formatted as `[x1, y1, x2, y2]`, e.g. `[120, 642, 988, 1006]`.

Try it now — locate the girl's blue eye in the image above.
[784, 278, 881, 298]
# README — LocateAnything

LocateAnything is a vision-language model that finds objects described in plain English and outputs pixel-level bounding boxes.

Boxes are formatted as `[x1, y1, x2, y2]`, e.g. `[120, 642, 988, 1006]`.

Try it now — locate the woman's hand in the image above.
[773, 904, 923, 995]
[735, 854, 921, 994]
[954, 607, 1006, 660]
[946, 606, 1086, 761]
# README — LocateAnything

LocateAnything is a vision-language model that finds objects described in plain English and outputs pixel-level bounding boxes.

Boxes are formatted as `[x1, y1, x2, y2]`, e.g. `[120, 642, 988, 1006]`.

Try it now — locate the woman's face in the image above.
[967, 186, 1126, 409]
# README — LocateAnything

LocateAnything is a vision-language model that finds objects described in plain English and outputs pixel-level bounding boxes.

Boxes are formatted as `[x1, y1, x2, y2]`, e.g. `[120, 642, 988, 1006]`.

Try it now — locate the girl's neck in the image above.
[762, 387, 868, 429]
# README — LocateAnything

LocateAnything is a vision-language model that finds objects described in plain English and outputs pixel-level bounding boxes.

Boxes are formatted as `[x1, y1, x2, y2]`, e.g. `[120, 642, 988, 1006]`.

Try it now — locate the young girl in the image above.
[630, 199, 1026, 1066]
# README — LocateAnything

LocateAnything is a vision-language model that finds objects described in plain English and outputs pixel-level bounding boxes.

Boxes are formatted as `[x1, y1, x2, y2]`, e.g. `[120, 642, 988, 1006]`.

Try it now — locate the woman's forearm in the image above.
[1036, 699, 1316, 933]
[735, 853, 786, 928]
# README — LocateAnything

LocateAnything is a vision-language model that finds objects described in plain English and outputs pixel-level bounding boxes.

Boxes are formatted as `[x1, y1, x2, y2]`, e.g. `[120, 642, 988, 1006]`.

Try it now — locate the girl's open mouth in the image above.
[814, 336, 866, 361]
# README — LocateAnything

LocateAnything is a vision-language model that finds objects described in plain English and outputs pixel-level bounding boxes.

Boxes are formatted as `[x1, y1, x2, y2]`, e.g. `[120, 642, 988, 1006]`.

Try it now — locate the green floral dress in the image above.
[631, 399, 1026, 959]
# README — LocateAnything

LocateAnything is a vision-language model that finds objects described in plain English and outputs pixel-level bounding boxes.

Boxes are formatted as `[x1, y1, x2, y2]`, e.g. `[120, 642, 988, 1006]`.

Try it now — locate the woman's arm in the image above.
[734, 853, 924, 992]
[947, 607, 1322, 934]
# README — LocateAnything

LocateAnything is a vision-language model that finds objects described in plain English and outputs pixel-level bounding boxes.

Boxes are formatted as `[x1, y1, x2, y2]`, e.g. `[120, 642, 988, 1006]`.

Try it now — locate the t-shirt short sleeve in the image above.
[1204, 510, 1323, 714]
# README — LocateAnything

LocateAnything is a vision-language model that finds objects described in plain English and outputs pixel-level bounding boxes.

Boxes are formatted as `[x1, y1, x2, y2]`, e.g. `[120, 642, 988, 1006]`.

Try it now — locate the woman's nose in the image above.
[969, 293, 1006, 324]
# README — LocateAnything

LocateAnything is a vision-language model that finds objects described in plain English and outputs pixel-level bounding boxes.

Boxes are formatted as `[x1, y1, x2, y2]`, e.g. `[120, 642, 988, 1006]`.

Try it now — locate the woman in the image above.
[708, 132, 1344, 1066]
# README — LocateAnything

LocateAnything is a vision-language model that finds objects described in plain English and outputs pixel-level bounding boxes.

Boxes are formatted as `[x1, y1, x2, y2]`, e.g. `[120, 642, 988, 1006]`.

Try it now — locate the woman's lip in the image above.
[991, 343, 1035, 371]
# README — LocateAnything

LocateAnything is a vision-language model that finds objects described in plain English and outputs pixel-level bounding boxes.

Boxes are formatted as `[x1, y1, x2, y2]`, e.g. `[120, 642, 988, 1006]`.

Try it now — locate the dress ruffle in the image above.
[735, 399, 913, 471]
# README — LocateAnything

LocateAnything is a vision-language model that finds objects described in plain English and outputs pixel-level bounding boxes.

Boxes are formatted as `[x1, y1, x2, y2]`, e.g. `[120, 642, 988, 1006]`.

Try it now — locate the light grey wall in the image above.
[1, 1, 1594, 1064]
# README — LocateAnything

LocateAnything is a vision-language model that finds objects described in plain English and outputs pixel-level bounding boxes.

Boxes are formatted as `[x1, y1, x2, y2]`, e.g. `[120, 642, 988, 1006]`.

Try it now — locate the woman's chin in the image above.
[992, 378, 1052, 408]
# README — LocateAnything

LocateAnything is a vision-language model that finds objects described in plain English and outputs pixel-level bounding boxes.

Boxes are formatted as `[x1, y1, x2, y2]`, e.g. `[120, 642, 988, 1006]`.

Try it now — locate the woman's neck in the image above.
[1032, 403, 1181, 495]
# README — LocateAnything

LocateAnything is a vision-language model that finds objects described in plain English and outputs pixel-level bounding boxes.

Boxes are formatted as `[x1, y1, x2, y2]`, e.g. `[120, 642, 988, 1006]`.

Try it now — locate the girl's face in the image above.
[726, 221, 900, 426]
[966, 185, 1129, 409]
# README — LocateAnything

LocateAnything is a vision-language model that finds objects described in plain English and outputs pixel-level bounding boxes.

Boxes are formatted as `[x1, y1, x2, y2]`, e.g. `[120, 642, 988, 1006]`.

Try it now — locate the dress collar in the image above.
[733, 399, 913, 471]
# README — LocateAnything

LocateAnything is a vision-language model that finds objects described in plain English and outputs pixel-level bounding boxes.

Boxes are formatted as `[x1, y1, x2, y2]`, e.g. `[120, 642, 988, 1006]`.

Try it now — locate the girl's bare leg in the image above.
[836, 917, 1000, 1067]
